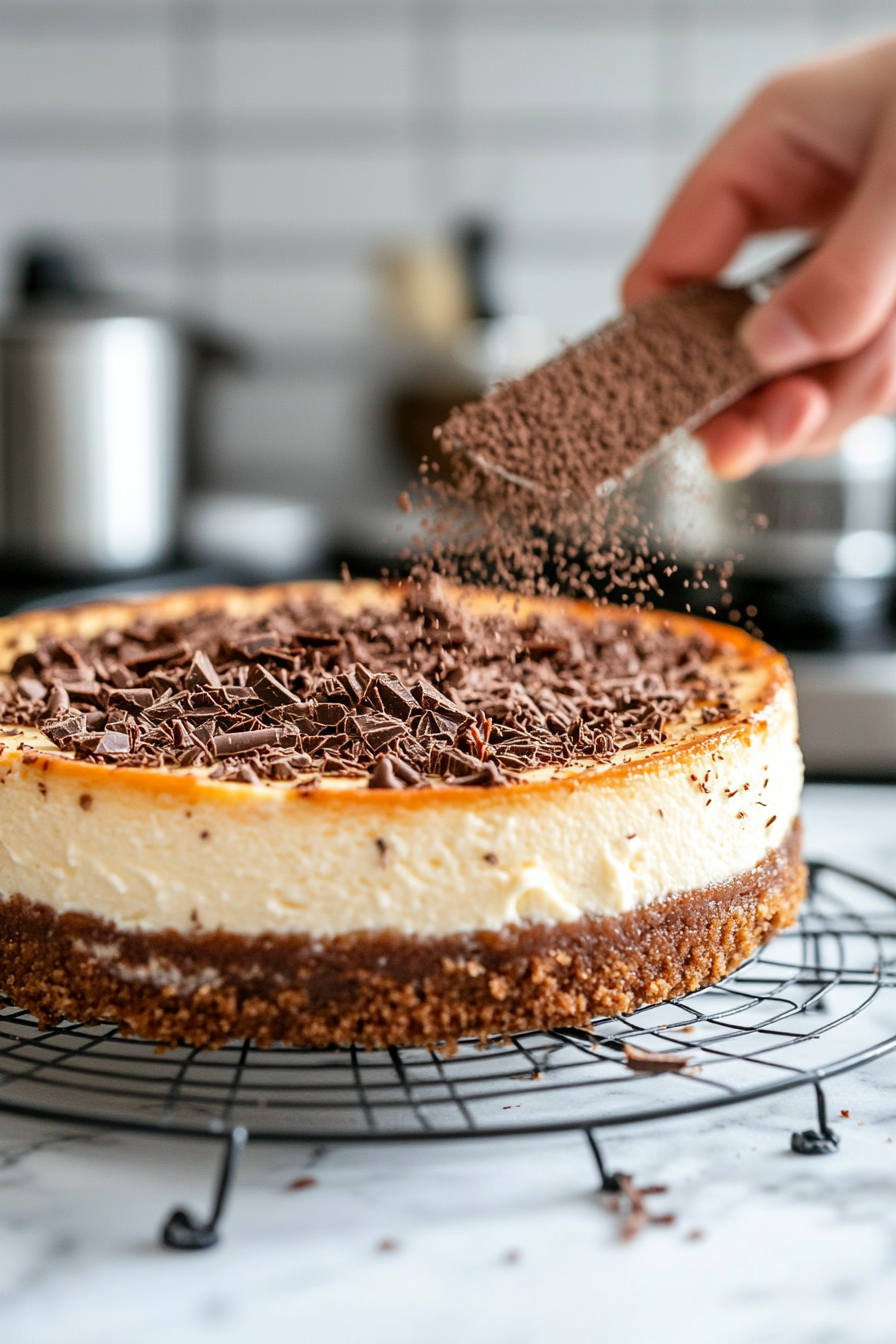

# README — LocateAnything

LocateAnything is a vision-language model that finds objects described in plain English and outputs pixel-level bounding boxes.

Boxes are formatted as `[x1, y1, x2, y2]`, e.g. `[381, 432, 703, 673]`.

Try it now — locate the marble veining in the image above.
[1, 783, 896, 1344]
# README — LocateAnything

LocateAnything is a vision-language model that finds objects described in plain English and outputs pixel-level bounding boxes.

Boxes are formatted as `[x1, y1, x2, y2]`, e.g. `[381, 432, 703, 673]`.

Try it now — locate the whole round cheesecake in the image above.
[0, 580, 805, 1048]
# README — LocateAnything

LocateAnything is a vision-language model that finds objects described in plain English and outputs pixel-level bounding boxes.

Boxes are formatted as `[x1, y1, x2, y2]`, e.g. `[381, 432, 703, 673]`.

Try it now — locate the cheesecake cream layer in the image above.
[0, 590, 802, 939]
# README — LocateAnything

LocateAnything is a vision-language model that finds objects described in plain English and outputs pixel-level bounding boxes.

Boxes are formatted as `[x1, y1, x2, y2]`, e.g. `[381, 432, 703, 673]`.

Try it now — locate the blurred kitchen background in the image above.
[0, 0, 895, 774]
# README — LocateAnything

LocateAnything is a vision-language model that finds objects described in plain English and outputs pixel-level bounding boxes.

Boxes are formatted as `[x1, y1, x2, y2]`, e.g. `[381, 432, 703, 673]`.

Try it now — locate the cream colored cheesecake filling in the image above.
[0, 676, 802, 938]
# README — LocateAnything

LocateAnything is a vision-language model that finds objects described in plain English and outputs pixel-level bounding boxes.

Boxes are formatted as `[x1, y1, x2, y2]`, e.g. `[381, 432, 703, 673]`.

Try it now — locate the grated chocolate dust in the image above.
[407, 279, 761, 605]
[0, 584, 733, 787]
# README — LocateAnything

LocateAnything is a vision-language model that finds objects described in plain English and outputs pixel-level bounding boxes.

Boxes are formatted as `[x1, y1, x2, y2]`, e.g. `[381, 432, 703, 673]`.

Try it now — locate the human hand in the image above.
[623, 36, 896, 479]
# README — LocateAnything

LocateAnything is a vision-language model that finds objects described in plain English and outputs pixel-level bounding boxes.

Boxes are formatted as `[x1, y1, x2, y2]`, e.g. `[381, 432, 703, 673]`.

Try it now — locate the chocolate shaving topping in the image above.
[211, 728, 292, 758]
[95, 730, 131, 757]
[108, 687, 154, 712]
[369, 755, 401, 790]
[17, 676, 47, 702]
[185, 649, 221, 689]
[43, 684, 70, 717]
[248, 663, 300, 705]
[121, 641, 191, 671]
[0, 583, 734, 786]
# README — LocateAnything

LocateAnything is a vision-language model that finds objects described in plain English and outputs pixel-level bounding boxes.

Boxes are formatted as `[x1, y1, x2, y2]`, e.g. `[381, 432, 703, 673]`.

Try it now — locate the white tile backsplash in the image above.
[98, 255, 181, 313]
[208, 371, 382, 498]
[462, 147, 660, 229]
[214, 262, 375, 342]
[817, 9, 896, 50]
[214, 29, 415, 117]
[686, 22, 822, 117]
[457, 23, 655, 115]
[0, 0, 888, 504]
[497, 257, 621, 341]
[0, 152, 174, 238]
[215, 151, 418, 232]
[0, 34, 171, 119]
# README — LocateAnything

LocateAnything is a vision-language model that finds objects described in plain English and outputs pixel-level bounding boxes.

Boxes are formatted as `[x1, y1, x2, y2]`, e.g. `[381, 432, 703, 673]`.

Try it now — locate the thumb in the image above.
[741, 105, 896, 373]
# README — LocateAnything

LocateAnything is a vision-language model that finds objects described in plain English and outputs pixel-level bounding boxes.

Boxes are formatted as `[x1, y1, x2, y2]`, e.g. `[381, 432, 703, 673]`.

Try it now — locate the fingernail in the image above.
[739, 303, 816, 374]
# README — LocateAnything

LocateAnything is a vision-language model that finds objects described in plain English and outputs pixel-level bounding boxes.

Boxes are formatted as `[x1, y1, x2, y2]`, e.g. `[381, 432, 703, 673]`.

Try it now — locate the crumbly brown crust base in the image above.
[0, 822, 805, 1050]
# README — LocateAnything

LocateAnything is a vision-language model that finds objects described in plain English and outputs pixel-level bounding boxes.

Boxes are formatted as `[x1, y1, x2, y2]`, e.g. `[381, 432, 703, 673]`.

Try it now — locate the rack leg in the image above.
[791, 1083, 841, 1155]
[584, 1128, 622, 1193]
[161, 1126, 248, 1250]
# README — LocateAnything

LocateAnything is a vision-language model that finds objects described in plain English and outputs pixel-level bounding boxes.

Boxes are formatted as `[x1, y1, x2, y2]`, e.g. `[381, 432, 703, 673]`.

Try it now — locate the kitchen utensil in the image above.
[0, 245, 183, 574]
[440, 248, 808, 498]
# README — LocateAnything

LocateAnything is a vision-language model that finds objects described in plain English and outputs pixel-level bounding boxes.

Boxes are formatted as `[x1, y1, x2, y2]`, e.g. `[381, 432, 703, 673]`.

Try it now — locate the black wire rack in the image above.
[2, 860, 896, 1249]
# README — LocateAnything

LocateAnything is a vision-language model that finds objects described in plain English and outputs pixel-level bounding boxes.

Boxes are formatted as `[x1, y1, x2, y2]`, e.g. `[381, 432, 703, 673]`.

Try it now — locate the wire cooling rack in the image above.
[2, 860, 896, 1248]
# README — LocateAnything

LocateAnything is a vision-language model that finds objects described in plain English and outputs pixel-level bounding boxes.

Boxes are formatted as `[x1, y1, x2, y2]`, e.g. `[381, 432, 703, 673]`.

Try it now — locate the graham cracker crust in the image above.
[0, 821, 805, 1050]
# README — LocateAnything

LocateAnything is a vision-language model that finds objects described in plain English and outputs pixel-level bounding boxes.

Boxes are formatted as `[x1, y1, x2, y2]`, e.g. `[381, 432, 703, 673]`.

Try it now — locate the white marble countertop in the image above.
[2, 783, 896, 1344]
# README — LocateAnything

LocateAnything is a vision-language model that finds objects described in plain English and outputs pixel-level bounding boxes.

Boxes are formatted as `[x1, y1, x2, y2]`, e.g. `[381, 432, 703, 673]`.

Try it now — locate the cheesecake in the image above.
[0, 580, 805, 1048]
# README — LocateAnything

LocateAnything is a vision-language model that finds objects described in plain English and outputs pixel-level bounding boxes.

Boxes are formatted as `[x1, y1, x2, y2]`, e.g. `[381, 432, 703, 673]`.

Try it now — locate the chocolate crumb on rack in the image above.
[0, 584, 734, 786]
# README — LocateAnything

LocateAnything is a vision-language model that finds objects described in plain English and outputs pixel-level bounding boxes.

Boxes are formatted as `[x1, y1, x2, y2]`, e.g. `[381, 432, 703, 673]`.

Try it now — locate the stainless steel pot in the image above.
[0, 248, 183, 573]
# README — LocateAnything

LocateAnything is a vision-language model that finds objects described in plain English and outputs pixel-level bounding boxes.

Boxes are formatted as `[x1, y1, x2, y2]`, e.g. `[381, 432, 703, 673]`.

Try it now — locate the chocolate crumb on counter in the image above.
[0, 584, 734, 787]
[611, 1172, 677, 1242]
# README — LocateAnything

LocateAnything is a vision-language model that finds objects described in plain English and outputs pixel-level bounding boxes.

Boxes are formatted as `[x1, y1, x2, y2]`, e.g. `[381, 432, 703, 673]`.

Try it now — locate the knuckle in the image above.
[748, 74, 792, 114]
[791, 262, 885, 355]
